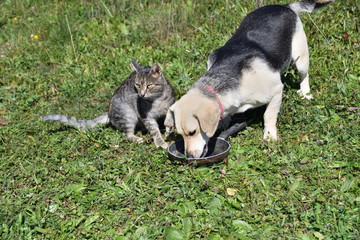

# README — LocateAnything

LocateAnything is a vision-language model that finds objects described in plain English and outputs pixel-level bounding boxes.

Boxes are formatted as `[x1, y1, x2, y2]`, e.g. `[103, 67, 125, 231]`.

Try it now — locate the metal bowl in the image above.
[167, 122, 247, 166]
[168, 137, 230, 166]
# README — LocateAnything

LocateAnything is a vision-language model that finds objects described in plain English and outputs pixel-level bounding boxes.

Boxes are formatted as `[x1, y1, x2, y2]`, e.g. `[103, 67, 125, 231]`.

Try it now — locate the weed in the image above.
[0, 0, 359, 239]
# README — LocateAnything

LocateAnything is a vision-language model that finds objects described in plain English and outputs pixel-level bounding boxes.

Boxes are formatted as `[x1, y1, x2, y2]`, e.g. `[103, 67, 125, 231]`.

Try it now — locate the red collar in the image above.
[206, 86, 224, 118]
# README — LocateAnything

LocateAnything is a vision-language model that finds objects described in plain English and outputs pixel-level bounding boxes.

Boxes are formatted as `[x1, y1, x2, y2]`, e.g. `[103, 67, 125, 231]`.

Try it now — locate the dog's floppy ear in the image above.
[164, 102, 177, 128]
[193, 102, 220, 138]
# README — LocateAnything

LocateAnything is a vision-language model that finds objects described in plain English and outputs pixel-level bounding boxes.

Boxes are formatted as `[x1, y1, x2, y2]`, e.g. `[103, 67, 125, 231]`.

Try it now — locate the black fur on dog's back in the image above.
[167, 0, 334, 157]
[221, 5, 297, 73]
[194, 5, 298, 96]
[194, 0, 335, 97]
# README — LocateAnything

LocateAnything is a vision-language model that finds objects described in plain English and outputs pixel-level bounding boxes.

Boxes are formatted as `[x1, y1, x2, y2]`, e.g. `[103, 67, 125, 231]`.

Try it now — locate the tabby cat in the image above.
[42, 60, 175, 149]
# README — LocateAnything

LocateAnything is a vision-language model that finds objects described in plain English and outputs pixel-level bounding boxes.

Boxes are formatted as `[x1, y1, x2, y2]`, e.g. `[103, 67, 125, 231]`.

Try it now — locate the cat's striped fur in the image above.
[42, 60, 175, 149]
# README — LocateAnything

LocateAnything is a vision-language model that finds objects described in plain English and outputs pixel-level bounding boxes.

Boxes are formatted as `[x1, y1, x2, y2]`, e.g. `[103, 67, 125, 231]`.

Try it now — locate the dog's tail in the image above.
[286, 0, 335, 14]
[42, 112, 109, 130]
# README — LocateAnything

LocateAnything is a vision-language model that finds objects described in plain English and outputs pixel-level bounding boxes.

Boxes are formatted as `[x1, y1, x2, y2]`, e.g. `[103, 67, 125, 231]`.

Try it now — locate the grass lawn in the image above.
[1, 0, 359, 239]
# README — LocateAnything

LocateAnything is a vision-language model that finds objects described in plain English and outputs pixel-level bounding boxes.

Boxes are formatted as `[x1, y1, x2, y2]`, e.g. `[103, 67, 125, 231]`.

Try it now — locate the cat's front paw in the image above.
[160, 141, 169, 149]
[128, 135, 144, 143]
[154, 139, 168, 149]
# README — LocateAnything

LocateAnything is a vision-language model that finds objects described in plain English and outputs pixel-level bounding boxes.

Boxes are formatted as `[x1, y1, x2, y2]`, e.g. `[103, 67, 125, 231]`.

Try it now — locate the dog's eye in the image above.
[188, 130, 196, 137]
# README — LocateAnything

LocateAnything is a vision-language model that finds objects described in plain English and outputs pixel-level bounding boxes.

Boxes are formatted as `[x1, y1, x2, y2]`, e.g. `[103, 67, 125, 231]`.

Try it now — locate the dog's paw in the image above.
[297, 90, 313, 100]
[263, 129, 278, 141]
[304, 94, 313, 100]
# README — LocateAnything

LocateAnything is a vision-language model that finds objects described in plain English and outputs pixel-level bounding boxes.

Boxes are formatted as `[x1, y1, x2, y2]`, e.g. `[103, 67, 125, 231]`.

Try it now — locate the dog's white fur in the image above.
[165, 0, 333, 158]
[292, 17, 312, 99]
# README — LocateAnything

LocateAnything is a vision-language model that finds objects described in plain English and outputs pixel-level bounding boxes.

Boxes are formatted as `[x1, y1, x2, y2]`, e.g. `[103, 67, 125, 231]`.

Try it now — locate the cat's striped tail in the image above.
[286, 0, 335, 14]
[42, 113, 109, 131]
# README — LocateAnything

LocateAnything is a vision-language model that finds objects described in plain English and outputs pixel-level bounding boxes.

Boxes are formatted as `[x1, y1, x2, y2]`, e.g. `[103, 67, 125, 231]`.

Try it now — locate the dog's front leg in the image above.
[217, 115, 231, 131]
[263, 83, 284, 141]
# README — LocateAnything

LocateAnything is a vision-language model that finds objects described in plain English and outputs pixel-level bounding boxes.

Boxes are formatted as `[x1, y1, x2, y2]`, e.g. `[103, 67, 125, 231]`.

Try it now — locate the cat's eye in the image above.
[188, 130, 196, 137]
[147, 84, 153, 89]
[135, 84, 140, 88]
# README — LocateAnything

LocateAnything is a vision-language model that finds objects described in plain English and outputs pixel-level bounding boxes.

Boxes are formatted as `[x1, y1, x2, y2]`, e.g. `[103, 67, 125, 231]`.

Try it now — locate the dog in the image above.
[164, 0, 334, 158]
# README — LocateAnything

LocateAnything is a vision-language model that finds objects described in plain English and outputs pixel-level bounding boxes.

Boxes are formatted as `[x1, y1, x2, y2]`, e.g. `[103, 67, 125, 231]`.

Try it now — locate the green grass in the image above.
[1, 0, 359, 239]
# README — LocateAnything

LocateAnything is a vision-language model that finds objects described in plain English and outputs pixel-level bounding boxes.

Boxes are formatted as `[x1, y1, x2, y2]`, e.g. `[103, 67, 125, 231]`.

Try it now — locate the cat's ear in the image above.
[150, 63, 162, 79]
[130, 60, 141, 74]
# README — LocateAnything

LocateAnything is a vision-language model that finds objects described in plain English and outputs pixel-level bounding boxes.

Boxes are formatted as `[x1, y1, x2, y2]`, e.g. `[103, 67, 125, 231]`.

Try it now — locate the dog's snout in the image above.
[186, 143, 208, 159]
[183, 128, 210, 159]
[186, 150, 203, 159]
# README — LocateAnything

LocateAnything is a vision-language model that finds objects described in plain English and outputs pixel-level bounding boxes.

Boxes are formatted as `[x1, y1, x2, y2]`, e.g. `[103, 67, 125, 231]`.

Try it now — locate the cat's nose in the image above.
[140, 91, 146, 97]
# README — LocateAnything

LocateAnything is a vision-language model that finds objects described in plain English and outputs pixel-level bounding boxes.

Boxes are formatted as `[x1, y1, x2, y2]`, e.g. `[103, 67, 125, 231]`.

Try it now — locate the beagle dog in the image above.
[165, 0, 334, 158]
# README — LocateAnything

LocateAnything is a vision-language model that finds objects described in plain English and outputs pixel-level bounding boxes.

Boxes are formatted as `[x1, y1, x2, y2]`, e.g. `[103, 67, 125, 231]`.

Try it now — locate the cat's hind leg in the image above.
[109, 104, 143, 143]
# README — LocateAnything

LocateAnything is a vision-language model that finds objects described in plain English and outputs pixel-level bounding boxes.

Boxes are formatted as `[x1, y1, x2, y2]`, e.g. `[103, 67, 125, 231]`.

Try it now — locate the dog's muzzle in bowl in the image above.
[168, 122, 247, 166]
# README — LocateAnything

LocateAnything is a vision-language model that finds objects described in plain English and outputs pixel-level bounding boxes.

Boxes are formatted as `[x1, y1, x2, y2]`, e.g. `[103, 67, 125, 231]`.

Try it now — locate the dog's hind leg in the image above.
[263, 81, 284, 141]
[295, 50, 312, 99]
[292, 18, 313, 100]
